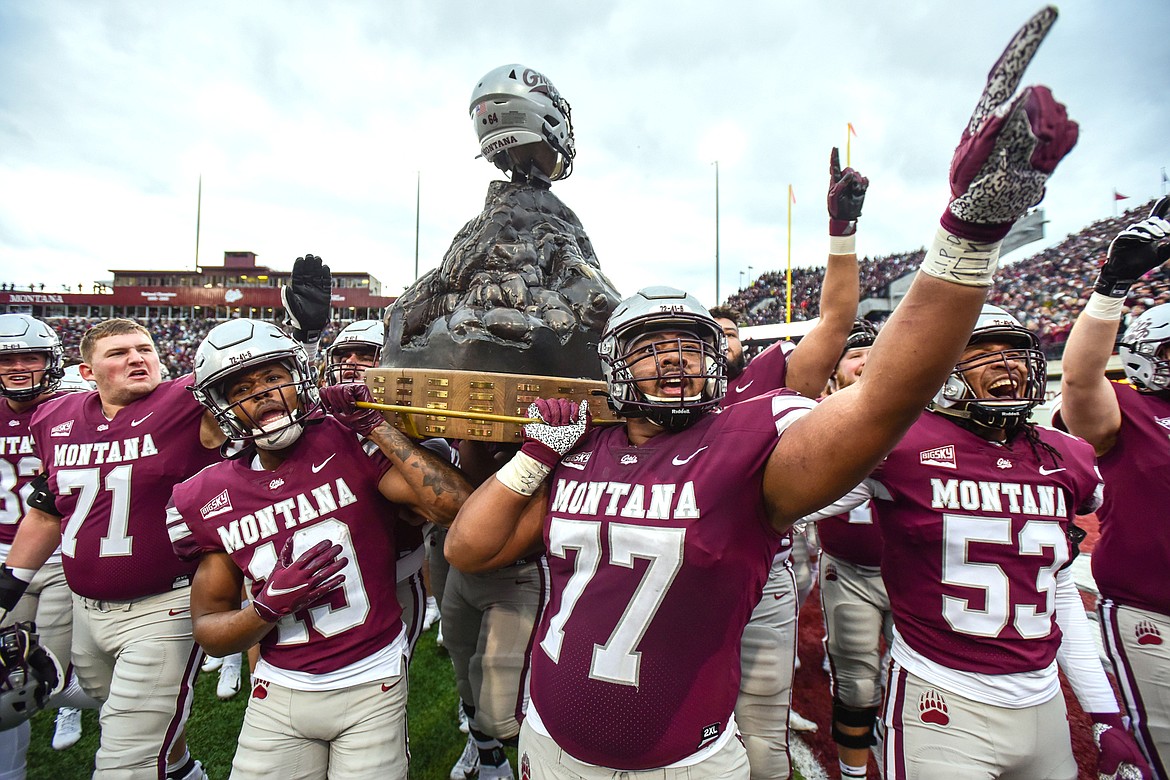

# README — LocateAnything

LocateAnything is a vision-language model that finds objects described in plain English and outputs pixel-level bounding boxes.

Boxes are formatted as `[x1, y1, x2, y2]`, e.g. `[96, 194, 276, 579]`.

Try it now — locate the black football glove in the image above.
[280, 254, 332, 343]
[1095, 197, 1170, 298]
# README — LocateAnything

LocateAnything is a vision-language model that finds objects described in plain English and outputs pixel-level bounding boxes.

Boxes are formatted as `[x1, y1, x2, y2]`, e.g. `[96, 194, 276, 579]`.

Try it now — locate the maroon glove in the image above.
[941, 7, 1078, 242]
[319, 382, 384, 437]
[521, 398, 590, 468]
[1090, 712, 1152, 780]
[253, 539, 346, 623]
[827, 147, 868, 237]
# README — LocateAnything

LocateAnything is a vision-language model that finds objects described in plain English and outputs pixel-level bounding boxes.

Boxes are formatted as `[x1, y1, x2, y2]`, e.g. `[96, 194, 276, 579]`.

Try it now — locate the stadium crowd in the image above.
[720, 199, 1166, 356]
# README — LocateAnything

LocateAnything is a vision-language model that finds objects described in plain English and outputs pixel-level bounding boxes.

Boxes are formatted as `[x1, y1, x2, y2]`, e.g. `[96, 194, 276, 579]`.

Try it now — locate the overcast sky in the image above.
[1, 1, 1167, 308]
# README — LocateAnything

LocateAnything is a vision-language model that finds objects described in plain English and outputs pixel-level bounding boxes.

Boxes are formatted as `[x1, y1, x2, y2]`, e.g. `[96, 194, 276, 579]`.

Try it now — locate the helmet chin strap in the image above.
[253, 416, 305, 451]
[644, 392, 703, 403]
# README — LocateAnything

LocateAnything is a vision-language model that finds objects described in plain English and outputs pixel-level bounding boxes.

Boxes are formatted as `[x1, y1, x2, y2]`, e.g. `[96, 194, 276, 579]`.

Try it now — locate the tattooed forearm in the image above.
[368, 423, 472, 524]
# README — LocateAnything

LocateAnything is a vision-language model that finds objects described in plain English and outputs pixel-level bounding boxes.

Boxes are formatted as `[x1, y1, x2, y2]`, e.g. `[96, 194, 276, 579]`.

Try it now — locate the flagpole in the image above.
[786, 185, 794, 328]
[195, 175, 202, 272]
[1163, 167, 1167, 197]
[846, 124, 852, 168]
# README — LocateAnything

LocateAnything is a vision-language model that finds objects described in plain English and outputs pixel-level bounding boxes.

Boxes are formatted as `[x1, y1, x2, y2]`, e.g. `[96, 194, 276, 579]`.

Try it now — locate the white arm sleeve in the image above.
[1054, 567, 1118, 714]
[798, 479, 878, 524]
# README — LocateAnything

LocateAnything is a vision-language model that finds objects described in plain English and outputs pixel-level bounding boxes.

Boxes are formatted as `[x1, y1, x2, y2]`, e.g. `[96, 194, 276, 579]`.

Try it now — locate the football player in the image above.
[708, 145, 867, 779]
[0, 316, 222, 780]
[445, 10, 1080, 774]
[0, 256, 330, 779]
[813, 320, 894, 779]
[323, 319, 383, 387]
[803, 306, 1151, 779]
[0, 315, 90, 775]
[167, 319, 471, 778]
[1058, 197, 1170, 778]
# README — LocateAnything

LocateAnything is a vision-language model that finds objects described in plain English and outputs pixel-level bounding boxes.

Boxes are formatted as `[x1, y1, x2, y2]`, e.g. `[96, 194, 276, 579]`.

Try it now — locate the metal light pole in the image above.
[713, 161, 720, 306]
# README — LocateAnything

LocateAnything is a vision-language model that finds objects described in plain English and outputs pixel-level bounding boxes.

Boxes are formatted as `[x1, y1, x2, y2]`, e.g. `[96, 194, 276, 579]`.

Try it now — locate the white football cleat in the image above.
[216, 653, 242, 700]
[789, 709, 818, 733]
[52, 707, 82, 750]
[423, 596, 441, 632]
[479, 761, 515, 780]
[201, 655, 223, 673]
[449, 733, 479, 780]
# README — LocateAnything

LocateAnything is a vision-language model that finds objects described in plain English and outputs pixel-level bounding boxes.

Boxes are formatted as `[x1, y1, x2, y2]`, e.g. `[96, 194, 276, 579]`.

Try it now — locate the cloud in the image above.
[1, 0, 1167, 307]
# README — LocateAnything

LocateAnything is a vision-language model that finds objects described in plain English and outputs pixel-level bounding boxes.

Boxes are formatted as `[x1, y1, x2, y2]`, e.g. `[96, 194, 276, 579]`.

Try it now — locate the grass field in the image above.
[26, 623, 515, 779]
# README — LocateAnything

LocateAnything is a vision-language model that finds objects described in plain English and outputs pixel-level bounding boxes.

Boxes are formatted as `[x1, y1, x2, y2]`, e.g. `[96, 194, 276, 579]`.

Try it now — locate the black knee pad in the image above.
[831, 700, 877, 749]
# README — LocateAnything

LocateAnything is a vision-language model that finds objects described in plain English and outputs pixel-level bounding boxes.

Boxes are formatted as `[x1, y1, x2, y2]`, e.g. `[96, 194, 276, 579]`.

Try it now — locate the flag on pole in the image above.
[789, 185, 796, 204]
[1114, 190, 1130, 201]
[1162, 168, 1168, 183]
[848, 122, 857, 138]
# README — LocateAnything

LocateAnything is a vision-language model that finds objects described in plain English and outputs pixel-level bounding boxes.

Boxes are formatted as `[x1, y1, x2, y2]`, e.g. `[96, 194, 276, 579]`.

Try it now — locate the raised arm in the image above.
[1061, 197, 1170, 455]
[786, 148, 865, 398]
[764, 7, 1079, 527]
[446, 399, 587, 572]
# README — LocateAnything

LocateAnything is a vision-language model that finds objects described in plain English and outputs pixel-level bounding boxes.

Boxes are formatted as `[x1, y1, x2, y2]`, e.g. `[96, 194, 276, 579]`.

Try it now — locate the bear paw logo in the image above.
[251, 681, 269, 700]
[1136, 619, 1163, 646]
[520, 753, 531, 780]
[825, 563, 839, 582]
[918, 689, 949, 726]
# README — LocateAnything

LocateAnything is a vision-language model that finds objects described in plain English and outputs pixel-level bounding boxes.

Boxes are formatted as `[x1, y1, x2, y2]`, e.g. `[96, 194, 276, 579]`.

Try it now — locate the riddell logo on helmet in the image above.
[919, 445, 957, 469]
[482, 135, 519, 155]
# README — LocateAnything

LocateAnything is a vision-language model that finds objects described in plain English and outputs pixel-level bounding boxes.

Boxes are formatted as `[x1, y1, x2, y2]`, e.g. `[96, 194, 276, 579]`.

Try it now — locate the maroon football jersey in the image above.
[872, 412, 1100, 675]
[0, 393, 65, 545]
[530, 391, 813, 769]
[1081, 382, 1170, 615]
[721, 340, 792, 406]
[29, 376, 219, 600]
[169, 418, 403, 674]
[818, 503, 883, 568]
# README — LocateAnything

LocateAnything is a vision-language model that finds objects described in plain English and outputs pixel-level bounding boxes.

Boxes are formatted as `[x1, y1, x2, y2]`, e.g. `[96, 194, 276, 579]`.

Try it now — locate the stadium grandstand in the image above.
[0, 250, 395, 376]
[722, 198, 1167, 358]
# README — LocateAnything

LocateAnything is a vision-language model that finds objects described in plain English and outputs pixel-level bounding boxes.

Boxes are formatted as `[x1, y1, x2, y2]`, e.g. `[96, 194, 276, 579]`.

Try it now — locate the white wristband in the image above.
[495, 451, 552, 496]
[9, 566, 37, 583]
[299, 340, 319, 363]
[918, 227, 1003, 287]
[1084, 291, 1126, 321]
[828, 234, 857, 256]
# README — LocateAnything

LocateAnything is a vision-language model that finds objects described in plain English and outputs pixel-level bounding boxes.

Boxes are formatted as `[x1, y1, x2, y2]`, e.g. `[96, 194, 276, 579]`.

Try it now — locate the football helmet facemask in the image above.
[1118, 302, 1170, 393]
[599, 287, 727, 432]
[929, 305, 1046, 430]
[324, 319, 384, 386]
[0, 621, 64, 731]
[470, 64, 575, 181]
[191, 320, 320, 450]
[0, 314, 65, 402]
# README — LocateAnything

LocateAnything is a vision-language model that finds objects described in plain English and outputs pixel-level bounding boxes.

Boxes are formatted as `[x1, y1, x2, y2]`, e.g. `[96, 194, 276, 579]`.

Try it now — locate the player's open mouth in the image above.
[256, 408, 288, 426]
[128, 369, 150, 380]
[987, 376, 1019, 398]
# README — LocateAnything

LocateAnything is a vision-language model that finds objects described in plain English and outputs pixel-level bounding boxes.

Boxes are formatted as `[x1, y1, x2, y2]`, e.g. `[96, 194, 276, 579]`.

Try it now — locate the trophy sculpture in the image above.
[368, 65, 622, 441]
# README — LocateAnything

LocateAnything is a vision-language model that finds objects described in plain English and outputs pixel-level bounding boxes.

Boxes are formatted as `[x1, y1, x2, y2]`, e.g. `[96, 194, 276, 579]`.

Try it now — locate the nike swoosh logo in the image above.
[671, 446, 708, 466]
[168, 608, 189, 616]
[1038, 466, 1066, 475]
[266, 582, 308, 597]
[130, 412, 154, 427]
[311, 454, 336, 473]
[381, 680, 401, 692]
[734, 379, 755, 394]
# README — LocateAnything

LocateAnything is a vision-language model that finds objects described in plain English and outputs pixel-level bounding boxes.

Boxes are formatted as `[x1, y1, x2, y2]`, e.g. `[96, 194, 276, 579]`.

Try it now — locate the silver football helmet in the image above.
[1118, 302, 1170, 393]
[470, 64, 575, 181]
[0, 314, 65, 401]
[599, 287, 727, 431]
[324, 320, 384, 386]
[0, 622, 64, 731]
[191, 319, 320, 449]
[929, 305, 1046, 430]
[58, 364, 96, 393]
